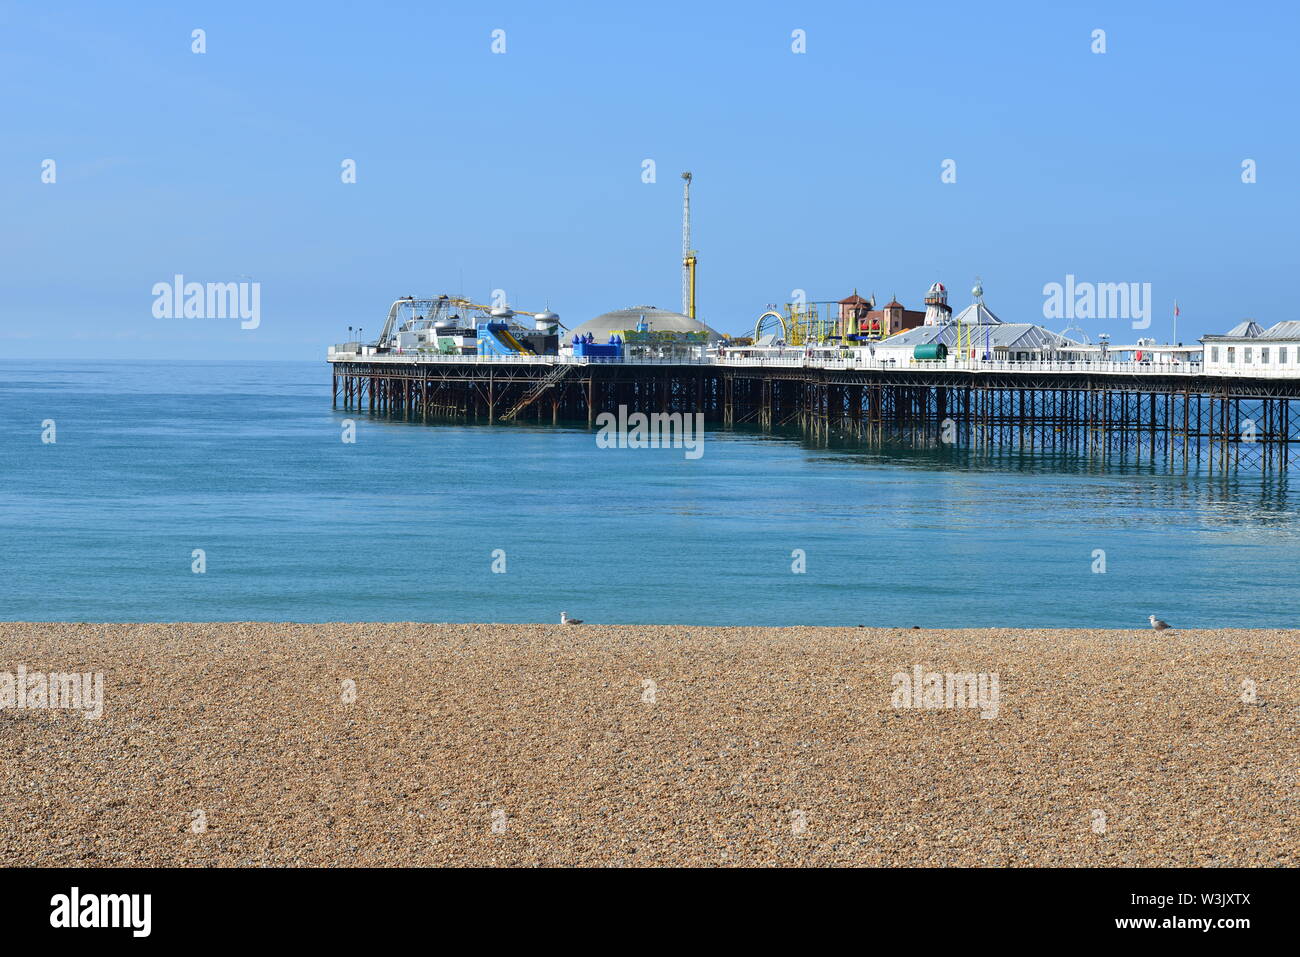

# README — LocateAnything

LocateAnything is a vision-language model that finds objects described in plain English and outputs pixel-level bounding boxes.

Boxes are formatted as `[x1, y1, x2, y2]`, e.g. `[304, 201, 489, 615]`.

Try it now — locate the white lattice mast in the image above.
[681, 171, 697, 318]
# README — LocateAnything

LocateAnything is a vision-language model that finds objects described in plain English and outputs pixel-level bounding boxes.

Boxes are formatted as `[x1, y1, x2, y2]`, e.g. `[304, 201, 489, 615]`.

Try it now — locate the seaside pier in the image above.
[329, 355, 1300, 469]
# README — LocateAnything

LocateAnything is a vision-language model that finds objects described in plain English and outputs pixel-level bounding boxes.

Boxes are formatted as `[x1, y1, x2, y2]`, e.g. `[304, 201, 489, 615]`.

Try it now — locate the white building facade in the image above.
[1202, 321, 1300, 375]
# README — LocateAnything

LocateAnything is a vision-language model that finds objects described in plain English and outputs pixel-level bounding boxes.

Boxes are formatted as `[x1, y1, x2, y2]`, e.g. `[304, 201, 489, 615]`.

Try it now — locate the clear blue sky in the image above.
[2, 0, 1296, 358]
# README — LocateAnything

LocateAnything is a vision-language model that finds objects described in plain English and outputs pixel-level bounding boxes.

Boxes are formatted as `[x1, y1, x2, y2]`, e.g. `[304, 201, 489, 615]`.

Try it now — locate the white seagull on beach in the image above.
[1149, 615, 1172, 631]
[560, 611, 583, 625]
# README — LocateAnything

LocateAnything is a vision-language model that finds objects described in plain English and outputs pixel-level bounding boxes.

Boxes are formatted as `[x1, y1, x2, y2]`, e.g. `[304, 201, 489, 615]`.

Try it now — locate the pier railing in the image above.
[328, 351, 714, 366]
[329, 350, 1212, 377]
[716, 357, 1206, 376]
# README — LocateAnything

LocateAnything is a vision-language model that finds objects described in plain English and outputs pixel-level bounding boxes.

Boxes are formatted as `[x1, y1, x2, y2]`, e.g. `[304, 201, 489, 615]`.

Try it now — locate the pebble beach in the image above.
[1, 623, 1295, 867]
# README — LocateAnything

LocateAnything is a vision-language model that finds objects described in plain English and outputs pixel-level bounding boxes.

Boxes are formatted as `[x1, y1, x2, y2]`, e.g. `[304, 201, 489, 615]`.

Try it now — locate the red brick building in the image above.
[837, 291, 872, 336]
[839, 291, 925, 338]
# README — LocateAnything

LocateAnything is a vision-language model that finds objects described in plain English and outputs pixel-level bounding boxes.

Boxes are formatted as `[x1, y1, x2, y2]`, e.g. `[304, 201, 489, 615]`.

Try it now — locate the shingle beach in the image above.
[2, 623, 1295, 867]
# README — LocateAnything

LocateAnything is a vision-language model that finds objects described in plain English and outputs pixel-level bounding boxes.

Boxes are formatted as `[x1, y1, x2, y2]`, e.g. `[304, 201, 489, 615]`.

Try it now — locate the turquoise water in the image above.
[1, 360, 1296, 627]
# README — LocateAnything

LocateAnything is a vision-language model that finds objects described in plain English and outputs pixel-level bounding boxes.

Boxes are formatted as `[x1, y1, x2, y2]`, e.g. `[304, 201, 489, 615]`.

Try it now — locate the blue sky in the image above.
[2, 0, 1296, 358]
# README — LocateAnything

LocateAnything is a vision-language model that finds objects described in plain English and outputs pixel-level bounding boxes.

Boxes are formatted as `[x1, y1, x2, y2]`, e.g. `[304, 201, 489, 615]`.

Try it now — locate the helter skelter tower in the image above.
[923, 281, 951, 326]
[681, 172, 697, 319]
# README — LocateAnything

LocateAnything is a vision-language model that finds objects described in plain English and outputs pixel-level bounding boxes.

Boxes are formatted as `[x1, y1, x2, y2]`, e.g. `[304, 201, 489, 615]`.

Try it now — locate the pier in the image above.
[329, 354, 1300, 469]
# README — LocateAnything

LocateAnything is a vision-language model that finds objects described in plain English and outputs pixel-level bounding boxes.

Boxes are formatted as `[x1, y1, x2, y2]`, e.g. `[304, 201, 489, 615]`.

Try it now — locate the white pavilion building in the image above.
[870, 280, 1078, 363]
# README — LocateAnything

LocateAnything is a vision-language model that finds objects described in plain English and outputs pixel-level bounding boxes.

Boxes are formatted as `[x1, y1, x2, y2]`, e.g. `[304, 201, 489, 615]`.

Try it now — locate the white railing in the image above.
[333, 349, 1300, 378]
[328, 351, 713, 366]
[1200, 364, 1300, 378]
[714, 355, 1207, 375]
[931, 358, 1204, 376]
[329, 351, 561, 364]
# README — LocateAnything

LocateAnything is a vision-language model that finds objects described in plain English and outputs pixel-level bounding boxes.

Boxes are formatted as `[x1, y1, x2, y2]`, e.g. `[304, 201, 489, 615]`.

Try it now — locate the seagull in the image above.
[1149, 615, 1172, 631]
[560, 611, 583, 625]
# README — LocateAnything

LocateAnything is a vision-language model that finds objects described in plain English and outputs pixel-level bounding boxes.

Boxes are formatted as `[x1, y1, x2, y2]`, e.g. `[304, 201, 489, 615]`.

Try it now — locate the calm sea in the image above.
[1, 360, 1295, 627]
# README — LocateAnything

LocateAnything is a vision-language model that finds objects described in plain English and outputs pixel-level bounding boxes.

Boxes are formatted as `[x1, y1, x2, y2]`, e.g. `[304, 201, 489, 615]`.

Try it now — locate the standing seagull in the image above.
[560, 611, 583, 625]
[1149, 614, 1172, 631]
